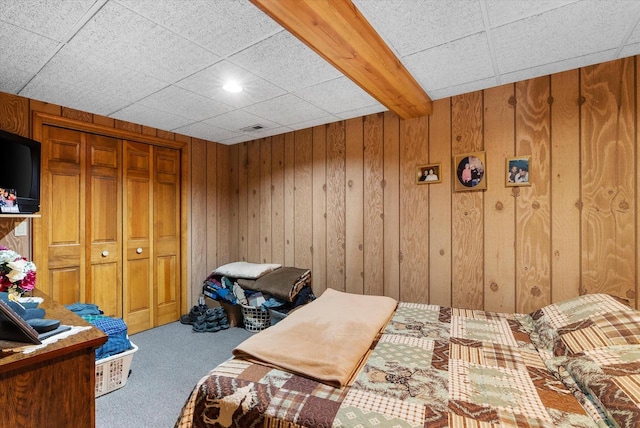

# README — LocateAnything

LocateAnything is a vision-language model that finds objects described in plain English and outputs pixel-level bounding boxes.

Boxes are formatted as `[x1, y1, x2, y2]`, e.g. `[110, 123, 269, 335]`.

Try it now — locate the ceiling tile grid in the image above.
[2, 0, 640, 144]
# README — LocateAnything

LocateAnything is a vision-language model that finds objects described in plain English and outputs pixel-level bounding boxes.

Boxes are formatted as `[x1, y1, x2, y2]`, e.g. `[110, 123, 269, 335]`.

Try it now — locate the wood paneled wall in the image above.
[194, 56, 640, 312]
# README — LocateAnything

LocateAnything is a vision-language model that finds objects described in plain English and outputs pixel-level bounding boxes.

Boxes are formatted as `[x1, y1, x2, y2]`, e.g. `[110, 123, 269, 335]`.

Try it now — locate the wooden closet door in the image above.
[154, 147, 181, 326]
[123, 141, 153, 334]
[39, 126, 85, 304]
[85, 134, 122, 317]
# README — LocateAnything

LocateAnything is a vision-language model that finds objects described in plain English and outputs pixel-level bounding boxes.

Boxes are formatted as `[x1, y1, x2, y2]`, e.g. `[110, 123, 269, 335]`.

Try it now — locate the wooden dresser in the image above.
[0, 290, 107, 428]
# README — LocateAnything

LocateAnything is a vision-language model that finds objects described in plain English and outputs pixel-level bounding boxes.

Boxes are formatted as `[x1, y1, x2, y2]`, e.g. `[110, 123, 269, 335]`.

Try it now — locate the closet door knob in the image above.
[101, 250, 109, 257]
[136, 247, 143, 254]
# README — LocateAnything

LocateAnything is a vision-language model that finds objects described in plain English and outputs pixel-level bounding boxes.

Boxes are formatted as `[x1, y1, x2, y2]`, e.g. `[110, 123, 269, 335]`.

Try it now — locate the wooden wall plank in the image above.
[581, 58, 636, 301]
[451, 92, 484, 309]
[228, 145, 239, 262]
[0, 92, 29, 136]
[260, 138, 272, 263]
[483, 84, 516, 312]
[294, 129, 313, 269]
[312, 125, 327, 295]
[363, 113, 384, 296]
[428, 98, 452, 306]
[345, 117, 364, 294]
[271, 134, 285, 265]
[190, 138, 207, 298]
[216, 145, 233, 265]
[237, 143, 248, 261]
[284, 132, 295, 266]
[551, 69, 581, 304]
[383, 112, 401, 300]
[326, 121, 346, 291]
[206, 143, 218, 274]
[399, 116, 429, 303]
[247, 140, 261, 262]
[515, 76, 552, 313]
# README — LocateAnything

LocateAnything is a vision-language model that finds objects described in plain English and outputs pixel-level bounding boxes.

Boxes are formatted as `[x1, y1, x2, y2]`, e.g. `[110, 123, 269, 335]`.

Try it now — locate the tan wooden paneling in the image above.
[383, 112, 400, 300]
[581, 58, 636, 301]
[205, 142, 217, 275]
[271, 134, 285, 265]
[551, 69, 581, 304]
[247, 140, 260, 262]
[294, 129, 313, 269]
[428, 98, 452, 306]
[260, 138, 272, 264]
[284, 132, 295, 266]
[363, 113, 384, 297]
[483, 84, 516, 313]
[216, 144, 235, 265]
[399, 116, 429, 303]
[451, 92, 484, 309]
[345, 118, 364, 294]
[312, 125, 327, 295]
[188, 139, 209, 298]
[237, 142, 248, 261]
[515, 77, 551, 313]
[0, 92, 29, 137]
[326, 121, 346, 292]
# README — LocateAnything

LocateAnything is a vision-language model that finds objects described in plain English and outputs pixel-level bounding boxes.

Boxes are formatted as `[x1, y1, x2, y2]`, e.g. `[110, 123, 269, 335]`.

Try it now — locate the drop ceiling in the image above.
[2, 0, 640, 145]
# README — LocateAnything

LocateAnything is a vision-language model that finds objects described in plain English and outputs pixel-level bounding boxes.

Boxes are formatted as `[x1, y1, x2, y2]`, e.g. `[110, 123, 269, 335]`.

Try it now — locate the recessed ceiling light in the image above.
[222, 82, 243, 93]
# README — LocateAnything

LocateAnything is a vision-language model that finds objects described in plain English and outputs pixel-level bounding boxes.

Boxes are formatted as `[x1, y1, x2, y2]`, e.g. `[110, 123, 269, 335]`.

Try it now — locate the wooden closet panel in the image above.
[581, 58, 636, 300]
[124, 141, 153, 334]
[451, 92, 484, 310]
[86, 133, 121, 317]
[42, 126, 84, 303]
[483, 84, 516, 313]
[154, 147, 181, 326]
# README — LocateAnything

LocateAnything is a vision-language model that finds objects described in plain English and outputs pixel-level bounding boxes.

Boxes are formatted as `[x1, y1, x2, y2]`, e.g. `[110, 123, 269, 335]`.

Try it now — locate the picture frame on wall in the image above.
[416, 163, 441, 184]
[506, 156, 531, 187]
[453, 151, 486, 191]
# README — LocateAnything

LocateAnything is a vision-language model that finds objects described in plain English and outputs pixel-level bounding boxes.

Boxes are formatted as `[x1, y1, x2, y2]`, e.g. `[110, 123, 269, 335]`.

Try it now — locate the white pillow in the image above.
[214, 261, 281, 279]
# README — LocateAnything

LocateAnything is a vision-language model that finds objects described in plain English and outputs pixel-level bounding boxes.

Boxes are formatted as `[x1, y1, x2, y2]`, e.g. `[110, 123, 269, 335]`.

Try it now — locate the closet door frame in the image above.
[32, 113, 189, 319]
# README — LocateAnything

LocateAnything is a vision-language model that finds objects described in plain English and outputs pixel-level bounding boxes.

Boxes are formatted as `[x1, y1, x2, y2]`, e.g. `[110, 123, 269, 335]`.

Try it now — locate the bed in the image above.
[175, 289, 640, 428]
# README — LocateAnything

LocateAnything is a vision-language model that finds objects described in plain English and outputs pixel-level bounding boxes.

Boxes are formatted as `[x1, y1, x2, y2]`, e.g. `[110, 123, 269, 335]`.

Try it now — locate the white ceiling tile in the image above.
[427, 76, 499, 100]
[290, 115, 342, 131]
[176, 60, 286, 108]
[0, 0, 96, 41]
[403, 32, 495, 92]
[138, 86, 233, 121]
[493, 1, 640, 74]
[204, 110, 279, 133]
[173, 121, 243, 143]
[0, 22, 61, 74]
[117, 0, 282, 56]
[619, 43, 640, 59]
[243, 94, 332, 126]
[335, 104, 388, 120]
[0, 65, 34, 94]
[21, 75, 128, 115]
[229, 31, 342, 91]
[111, 103, 193, 130]
[484, 0, 580, 27]
[353, 0, 484, 56]
[294, 77, 381, 115]
[37, 45, 168, 101]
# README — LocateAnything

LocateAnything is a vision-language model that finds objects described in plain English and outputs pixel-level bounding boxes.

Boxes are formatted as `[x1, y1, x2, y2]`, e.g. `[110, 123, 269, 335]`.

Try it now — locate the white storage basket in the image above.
[240, 304, 270, 332]
[95, 342, 138, 397]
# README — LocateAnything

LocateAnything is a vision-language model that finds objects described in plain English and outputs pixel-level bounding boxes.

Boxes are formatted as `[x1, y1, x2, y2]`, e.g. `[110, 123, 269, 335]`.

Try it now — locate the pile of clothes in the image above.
[201, 263, 315, 322]
[65, 303, 131, 360]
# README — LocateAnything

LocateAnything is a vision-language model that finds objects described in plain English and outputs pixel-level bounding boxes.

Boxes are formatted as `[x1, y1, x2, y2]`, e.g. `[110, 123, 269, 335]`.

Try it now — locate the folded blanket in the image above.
[237, 267, 311, 302]
[232, 288, 397, 387]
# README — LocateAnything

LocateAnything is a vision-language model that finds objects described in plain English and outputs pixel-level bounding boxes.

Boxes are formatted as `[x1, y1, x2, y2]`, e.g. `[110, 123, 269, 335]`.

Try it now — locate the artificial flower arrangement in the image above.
[0, 246, 36, 297]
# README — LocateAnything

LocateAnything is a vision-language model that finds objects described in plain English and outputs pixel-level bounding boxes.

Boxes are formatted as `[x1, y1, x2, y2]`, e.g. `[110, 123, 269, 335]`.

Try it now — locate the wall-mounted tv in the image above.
[0, 130, 41, 214]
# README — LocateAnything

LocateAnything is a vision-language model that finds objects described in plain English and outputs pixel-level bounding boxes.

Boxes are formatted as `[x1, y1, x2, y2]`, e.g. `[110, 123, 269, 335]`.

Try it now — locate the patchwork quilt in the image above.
[173, 294, 640, 428]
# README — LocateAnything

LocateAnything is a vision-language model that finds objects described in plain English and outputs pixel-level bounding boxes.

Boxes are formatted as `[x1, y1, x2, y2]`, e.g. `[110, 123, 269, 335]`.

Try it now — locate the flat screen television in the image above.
[0, 129, 41, 214]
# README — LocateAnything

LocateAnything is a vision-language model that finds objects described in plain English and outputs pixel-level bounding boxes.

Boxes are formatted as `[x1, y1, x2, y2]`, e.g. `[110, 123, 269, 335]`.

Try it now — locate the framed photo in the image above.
[416, 163, 441, 184]
[453, 151, 487, 191]
[506, 156, 531, 187]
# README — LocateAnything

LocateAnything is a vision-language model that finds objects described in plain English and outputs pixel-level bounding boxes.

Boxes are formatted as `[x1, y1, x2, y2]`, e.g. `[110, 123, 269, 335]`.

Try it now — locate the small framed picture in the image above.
[416, 163, 441, 184]
[453, 151, 486, 192]
[506, 156, 531, 187]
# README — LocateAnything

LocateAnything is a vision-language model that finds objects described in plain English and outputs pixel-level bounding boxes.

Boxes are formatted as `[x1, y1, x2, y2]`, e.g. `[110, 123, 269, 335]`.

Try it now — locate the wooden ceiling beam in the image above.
[250, 0, 432, 119]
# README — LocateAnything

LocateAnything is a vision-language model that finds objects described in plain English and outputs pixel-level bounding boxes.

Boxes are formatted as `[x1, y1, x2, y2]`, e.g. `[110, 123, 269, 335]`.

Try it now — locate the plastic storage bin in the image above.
[95, 342, 138, 397]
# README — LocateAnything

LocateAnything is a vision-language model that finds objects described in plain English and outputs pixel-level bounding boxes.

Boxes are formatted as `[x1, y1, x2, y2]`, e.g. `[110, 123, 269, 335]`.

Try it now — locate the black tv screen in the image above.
[0, 130, 41, 214]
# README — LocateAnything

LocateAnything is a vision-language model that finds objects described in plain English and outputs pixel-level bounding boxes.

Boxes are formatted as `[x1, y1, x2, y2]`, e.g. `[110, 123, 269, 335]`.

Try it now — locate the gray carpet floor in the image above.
[95, 321, 253, 428]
